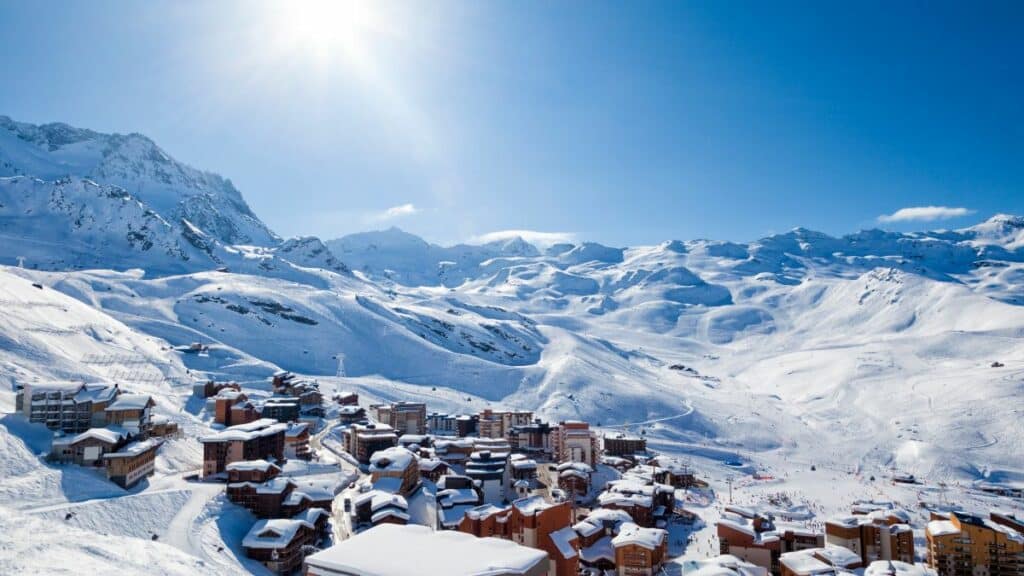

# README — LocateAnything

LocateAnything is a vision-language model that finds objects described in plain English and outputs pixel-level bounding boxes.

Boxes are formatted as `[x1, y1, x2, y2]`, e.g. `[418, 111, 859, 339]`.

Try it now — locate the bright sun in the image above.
[275, 0, 384, 70]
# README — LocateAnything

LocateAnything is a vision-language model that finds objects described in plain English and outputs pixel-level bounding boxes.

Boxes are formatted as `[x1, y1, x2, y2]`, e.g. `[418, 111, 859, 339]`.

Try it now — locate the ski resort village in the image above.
[1, 103, 1023, 574]
[4, 338, 1024, 576]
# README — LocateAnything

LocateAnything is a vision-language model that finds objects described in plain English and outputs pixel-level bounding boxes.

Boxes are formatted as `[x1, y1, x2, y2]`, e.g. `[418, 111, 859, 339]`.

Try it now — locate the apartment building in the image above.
[18, 382, 119, 433]
[926, 511, 1024, 576]
[552, 421, 599, 467]
[199, 418, 287, 478]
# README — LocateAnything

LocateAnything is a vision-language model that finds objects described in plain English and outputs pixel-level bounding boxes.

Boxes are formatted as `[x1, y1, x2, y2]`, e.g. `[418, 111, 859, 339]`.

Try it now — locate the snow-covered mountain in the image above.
[1, 115, 1022, 541]
[0, 116, 346, 278]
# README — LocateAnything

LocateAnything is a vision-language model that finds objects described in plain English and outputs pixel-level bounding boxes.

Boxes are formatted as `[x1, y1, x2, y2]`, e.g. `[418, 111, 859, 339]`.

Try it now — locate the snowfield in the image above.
[1, 115, 1022, 573]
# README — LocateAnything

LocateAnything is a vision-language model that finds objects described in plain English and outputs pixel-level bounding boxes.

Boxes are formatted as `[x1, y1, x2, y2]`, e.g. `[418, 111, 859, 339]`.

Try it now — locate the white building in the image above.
[304, 524, 549, 576]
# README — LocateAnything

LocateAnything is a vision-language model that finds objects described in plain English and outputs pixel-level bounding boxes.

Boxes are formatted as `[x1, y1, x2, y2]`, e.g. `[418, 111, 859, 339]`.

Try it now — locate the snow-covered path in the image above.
[163, 482, 225, 556]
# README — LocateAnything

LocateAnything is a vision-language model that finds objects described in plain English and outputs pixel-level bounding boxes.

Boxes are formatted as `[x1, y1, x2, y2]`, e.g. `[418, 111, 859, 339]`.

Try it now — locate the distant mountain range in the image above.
[1, 115, 1022, 490]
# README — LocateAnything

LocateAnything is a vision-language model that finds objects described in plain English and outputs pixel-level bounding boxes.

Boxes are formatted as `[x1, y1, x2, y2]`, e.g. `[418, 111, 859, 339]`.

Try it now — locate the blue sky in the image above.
[0, 1, 1021, 246]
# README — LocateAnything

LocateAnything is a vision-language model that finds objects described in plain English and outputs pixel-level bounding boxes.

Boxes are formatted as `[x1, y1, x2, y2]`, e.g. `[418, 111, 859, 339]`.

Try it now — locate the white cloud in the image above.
[877, 206, 973, 223]
[471, 229, 577, 248]
[374, 203, 419, 221]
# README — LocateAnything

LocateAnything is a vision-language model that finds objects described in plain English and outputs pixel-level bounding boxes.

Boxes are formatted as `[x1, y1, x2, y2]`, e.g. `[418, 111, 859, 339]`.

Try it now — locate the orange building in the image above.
[612, 522, 668, 576]
[459, 496, 580, 576]
[926, 511, 1024, 576]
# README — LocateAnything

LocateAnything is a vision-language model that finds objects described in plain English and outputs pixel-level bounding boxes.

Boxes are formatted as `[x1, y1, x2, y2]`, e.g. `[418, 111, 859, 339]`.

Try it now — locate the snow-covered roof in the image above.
[439, 503, 477, 528]
[556, 461, 593, 474]
[580, 535, 615, 563]
[549, 526, 578, 559]
[371, 508, 410, 524]
[199, 418, 288, 443]
[598, 491, 652, 509]
[465, 503, 507, 521]
[225, 459, 279, 473]
[927, 520, 960, 537]
[418, 458, 447, 472]
[286, 422, 309, 437]
[814, 546, 863, 568]
[242, 518, 311, 549]
[55, 426, 130, 446]
[103, 438, 160, 459]
[105, 394, 153, 411]
[512, 495, 552, 516]
[369, 447, 416, 473]
[612, 522, 665, 550]
[681, 555, 768, 576]
[864, 561, 933, 576]
[437, 486, 481, 507]
[372, 476, 405, 494]
[780, 551, 834, 576]
[293, 507, 329, 525]
[304, 524, 548, 576]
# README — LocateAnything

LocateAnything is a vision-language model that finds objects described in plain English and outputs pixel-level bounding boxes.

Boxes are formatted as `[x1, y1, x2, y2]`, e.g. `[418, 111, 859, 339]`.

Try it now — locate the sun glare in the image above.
[275, 0, 383, 70]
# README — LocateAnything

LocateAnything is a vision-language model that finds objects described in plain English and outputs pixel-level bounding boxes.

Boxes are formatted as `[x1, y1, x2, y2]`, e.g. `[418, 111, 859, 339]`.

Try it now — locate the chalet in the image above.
[557, 461, 594, 497]
[575, 508, 635, 572]
[285, 422, 311, 460]
[602, 455, 635, 473]
[51, 427, 131, 466]
[458, 496, 580, 576]
[603, 433, 647, 461]
[417, 457, 450, 483]
[230, 400, 259, 427]
[649, 456, 708, 489]
[104, 394, 156, 437]
[368, 447, 420, 496]
[352, 489, 410, 528]
[338, 404, 366, 426]
[678, 554, 768, 576]
[213, 389, 249, 426]
[333, 391, 358, 406]
[511, 455, 539, 483]
[826, 511, 914, 565]
[18, 382, 119, 433]
[436, 474, 484, 530]
[193, 380, 240, 399]
[717, 506, 825, 576]
[150, 415, 181, 438]
[598, 476, 675, 528]
[397, 433, 431, 451]
[199, 418, 287, 478]
[304, 524, 550, 576]
[103, 438, 161, 488]
[228, 473, 333, 519]
[226, 459, 281, 483]
[243, 510, 328, 575]
[342, 422, 398, 464]
[779, 547, 863, 576]
[270, 370, 298, 391]
[612, 522, 668, 576]
[552, 421, 599, 467]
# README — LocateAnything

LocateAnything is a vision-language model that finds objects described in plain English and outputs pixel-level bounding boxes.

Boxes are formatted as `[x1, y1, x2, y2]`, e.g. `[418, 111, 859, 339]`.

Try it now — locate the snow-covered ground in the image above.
[2, 115, 1023, 574]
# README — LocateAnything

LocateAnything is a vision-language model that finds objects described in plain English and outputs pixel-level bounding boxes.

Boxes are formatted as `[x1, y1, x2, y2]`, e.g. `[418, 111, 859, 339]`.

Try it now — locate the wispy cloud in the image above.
[877, 206, 973, 223]
[471, 229, 577, 248]
[373, 203, 419, 222]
